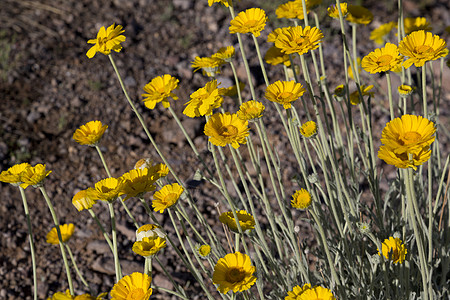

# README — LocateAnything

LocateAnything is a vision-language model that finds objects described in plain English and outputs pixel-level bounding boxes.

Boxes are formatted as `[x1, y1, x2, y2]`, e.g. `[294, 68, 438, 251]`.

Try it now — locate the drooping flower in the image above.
[73, 120, 108, 146]
[265, 80, 306, 109]
[0, 163, 31, 186]
[378, 237, 407, 264]
[152, 183, 184, 213]
[197, 244, 212, 258]
[378, 145, 431, 169]
[327, 3, 347, 19]
[265, 46, 291, 66]
[191, 56, 225, 77]
[346, 5, 373, 25]
[136, 224, 166, 241]
[212, 46, 236, 63]
[46, 224, 75, 245]
[212, 252, 257, 293]
[370, 22, 396, 45]
[274, 26, 324, 55]
[110, 272, 152, 300]
[86, 24, 126, 59]
[184, 80, 223, 118]
[229, 8, 267, 38]
[132, 236, 167, 258]
[20, 164, 52, 189]
[94, 177, 124, 203]
[208, 0, 232, 7]
[399, 31, 448, 68]
[72, 188, 99, 211]
[398, 84, 414, 97]
[403, 17, 432, 35]
[219, 210, 255, 233]
[361, 43, 404, 73]
[291, 189, 312, 209]
[349, 85, 374, 105]
[299, 121, 317, 138]
[141, 74, 179, 109]
[204, 112, 249, 149]
[237, 100, 265, 121]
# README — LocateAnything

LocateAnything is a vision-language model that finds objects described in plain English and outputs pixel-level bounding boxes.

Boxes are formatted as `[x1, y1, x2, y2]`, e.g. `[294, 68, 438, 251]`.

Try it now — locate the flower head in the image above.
[136, 224, 165, 241]
[110, 272, 152, 300]
[20, 164, 52, 189]
[349, 85, 374, 105]
[346, 5, 373, 25]
[362, 43, 404, 73]
[291, 188, 312, 209]
[191, 56, 224, 77]
[399, 31, 448, 68]
[184, 80, 223, 118]
[229, 8, 267, 37]
[204, 112, 249, 149]
[208, 0, 232, 7]
[265, 46, 291, 66]
[378, 237, 407, 264]
[134, 159, 169, 178]
[212, 252, 257, 294]
[370, 22, 396, 45]
[120, 168, 158, 200]
[237, 100, 265, 121]
[276, 0, 322, 20]
[296, 285, 336, 299]
[212, 46, 236, 63]
[197, 244, 212, 258]
[86, 24, 125, 58]
[267, 28, 284, 43]
[219, 82, 245, 97]
[46, 224, 75, 245]
[327, 3, 347, 19]
[47, 290, 106, 300]
[219, 210, 255, 233]
[142, 74, 179, 109]
[94, 177, 124, 203]
[285, 284, 312, 299]
[265, 80, 306, 109]
[0, 163, 31, 186]
[404, 17, 432, 35]
[73, 120, 108, 146]
[152, 183, 184, 213]
[274, 26, 323, 55]
[398, 84, 414, 97]
[72, 188, 99, 211]
[132, 236, 167, 258]
[299, 121, 317, 138]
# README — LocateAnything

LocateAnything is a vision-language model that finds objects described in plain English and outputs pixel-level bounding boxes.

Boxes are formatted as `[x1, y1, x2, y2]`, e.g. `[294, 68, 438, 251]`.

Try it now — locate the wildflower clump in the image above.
[378, 237, 407, 264]
[212, 252, 257, 293]
[86, 23, 126, 58]
[204, 112, 249, 149]
[141, 74, 179, 109]
[110, 272, 152, 300]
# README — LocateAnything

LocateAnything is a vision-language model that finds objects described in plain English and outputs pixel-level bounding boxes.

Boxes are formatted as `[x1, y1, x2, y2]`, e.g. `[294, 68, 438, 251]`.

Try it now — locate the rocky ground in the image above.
[0, 0, 449, 299]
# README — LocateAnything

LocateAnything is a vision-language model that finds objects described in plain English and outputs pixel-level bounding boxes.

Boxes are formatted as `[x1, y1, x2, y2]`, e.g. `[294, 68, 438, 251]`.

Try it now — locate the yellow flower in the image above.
[349, 85, 374, 105]
[152, 183, 184, 213]
[197, 244, 212, 258]
[274, 26, 323, 55]
[46, 223, 75, 245]
[399, 31, 448, 68]
[47, 290, 106, 300]
[265, 80, 306, 109]
[378, 145, 431, 170]
[297, 285, 336, 299]
[86, 23, 125, 59]
[208, 0, 232, 7]
[285, 283, 312, 299]
[212, 46, 236, 63]
[398, 84, 414, 97]
[0, 163, 31, 186]
[276, 0, 322, 20]
[204, 112, 249, 149]
[378, 237, 407, 264]
[212, 252, 257, 293]
[72, 188, 99, 211]
[229, 8, 267, 37]
[73, 120, 108, 146]
[327, 3, 347, 19]
[20, 164, 52, 189]
[136, 224, 166, 241]
[184, 80, 223, 118]
[219, 210, 255, 233]
[132, 236, 167, 258]
[299, 121, 317, 138]
[191, 56, 224, 77]
[94, 177, 124, 203]
[334, 84, 345, 97]
[134, 159, 169, 179]
[219, 82, 246, 97]
[110, 272, 152, 300]
[142, 74, 179, 109]
[264, 46, 291, 66]
[346, 5, 373, 25]
[267, 28, 284, 43]
[404, 17, 432, 35]
[370, 22, 396, 45]
[237, 100, 265, 121]
[120, 168, 159, 200]
[348, 57, 361, 80]
[362, 43, 404, 73]
[291, 188, 312, 209]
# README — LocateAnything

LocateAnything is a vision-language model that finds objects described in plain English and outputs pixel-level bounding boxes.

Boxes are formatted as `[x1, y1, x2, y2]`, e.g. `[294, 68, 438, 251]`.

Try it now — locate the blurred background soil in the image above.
[0, 0, 449, 299]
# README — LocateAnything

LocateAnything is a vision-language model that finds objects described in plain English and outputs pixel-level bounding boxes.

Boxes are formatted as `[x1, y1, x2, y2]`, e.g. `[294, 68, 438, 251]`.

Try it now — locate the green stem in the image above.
[107, 201, 122, 282]
[386, 72, 395, 120]
[87, 208, 114, 251]
[251, 35, 269, 86]
[65, 244, 92, 293]
[154, 256, 189, 300]
[422, 64, 428, 118]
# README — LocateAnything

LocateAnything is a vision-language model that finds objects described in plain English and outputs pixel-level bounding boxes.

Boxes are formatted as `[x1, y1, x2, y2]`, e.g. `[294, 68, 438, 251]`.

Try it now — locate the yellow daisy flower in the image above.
[197, 244, 212, 258]
[142, 74, 179, 109]
[94, 177, 124, 203]
[276, 0, 322, 20]
[212, 252, 257, 294]
[349, 85, 374, 105]
[378, 237, 407, 264]
[46, 223, 75, 245]
[208, 0, 232, 7]
[73, 120, 108, 146]
[204, 112, 250, 149]
[299, 121, 317, 138]
[136, 224, 166, 241]
[132, 236, 167, 258]
[265, 80, 306, 109]
[110, 272, 152, 300]
[297, 285, 336, 299]
[72, 188, 99, 211]
[237, 100, 265, 121]
[86, 23, 126, 59]
[399, 30, 448, 68]
[404, 17, 432, 35]
[275, 25, 323, 55]
[212, 46, 236, 63]
[361, 43, 404, 74]
[334, 84, 345, 97]
[370, 22, 396, 45]
[134, 159, 169, 179]
[285, 283, 312, 299]
[191, 56, 224, 77]
[152, 183, 184, 213]
[120, 168, 162, 200]
[327, 3, 347, 19]
[0, 163, 31, 186]
[398, 84, 414, 97]
[346, 5, 373, 25]
[184, 79, 223, 118]
[291, 188, 312, 209]
[378, 144, 431, 170]
[264, 46, 291, 66]
[219, 82, 245, 97]
[47, 290, 107, 300]
[267, 28, 284, 43]
[20, 163, 52, 189]
[229, 8, 267, 37]
[219, 210, 255, 233]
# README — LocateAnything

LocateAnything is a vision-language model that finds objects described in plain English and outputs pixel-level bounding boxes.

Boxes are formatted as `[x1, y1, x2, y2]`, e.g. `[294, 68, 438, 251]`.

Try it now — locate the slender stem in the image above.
[65, 244, 92, 293]
[422, 64, 428, 118]
[386, 72, 395, 120]
[154, 256, 189, 300]
[108, 201, 122, 282]
[87, 208, 114, 251]
[251, 35, 269, 86]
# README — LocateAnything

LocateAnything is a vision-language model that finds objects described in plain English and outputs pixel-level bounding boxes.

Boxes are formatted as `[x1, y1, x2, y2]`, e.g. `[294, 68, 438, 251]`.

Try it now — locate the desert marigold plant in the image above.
[274, 25, 324, 55]
[237, 100, 265, 121]
[73, 120, 108, 146]
[399, 30, 448, 68]
[204, 112, 249, 149]
[378, 237, 407, 264]
[184, 79, 223, 117]
[141, 74, 179, 109]
[265, 80, 306, 109]
[20, 163, 52, 189]
[132, 236, 167, 258]
[46, 223, 75, 245]
[110, 272, 152, 300]
[229, 8, 267, 37]
[152, 183, 183, 213]
[219, 210, 255, 233]
[86, 23, 126, 59]
[361, 43, 404, 73]
[0, 162, 31, 185]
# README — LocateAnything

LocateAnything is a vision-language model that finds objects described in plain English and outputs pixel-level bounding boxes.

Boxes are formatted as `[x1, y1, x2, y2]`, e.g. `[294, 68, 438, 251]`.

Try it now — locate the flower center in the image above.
[127, 288, 145, 300]
[163, 193, 179, 205]
[400, 131, 421, 145]
[376, 54, 393, 66]
[220, 125, 238, 137]
[279, 91, 294, 100]
[414, 45, 434, 55]
[226, 267, 246, 283]
[244, 20, 259, 29]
